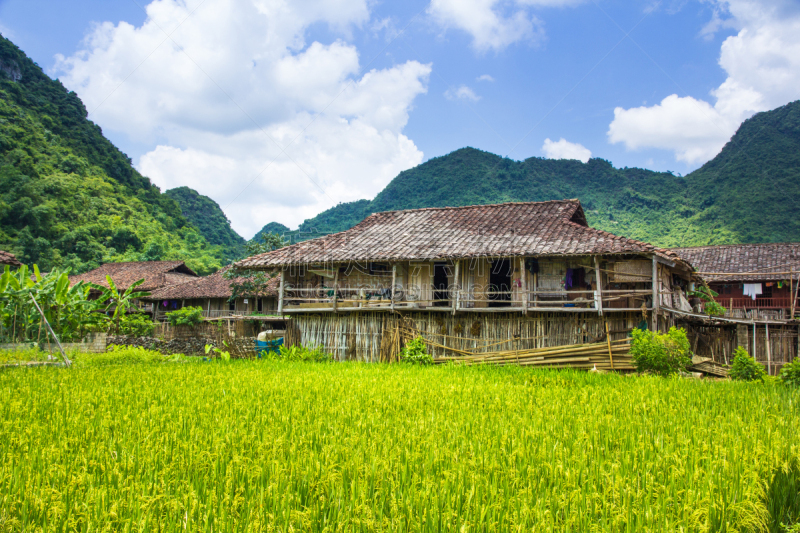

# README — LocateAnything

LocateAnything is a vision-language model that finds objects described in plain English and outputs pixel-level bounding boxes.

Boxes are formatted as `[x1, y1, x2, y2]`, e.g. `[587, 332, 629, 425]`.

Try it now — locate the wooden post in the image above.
[792, 268, 799, 319]
[521, 257, 528, 316]
[651, 256, 660, 332]
[29, 294, 70, 368]
[453, 261, 460, 315]
[594, 256, 603, 316]
[277, 270, 286, 315]
[766, 323, 772, 376]
[605, 320, 614, 370]
[391, 264, 397, 313]
[332, 267, 339, 313]
[753, 320, 756, 358]
[533, 272, 538, 307]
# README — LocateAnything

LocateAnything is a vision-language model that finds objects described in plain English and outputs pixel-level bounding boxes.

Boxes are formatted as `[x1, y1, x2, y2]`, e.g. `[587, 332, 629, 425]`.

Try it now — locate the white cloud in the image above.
[444, 85, 481, 102]
[54, 0, 431, 237]
[608, 0, 800, 165]
[542, 138, 591, 163]
[477, 74, 495, 82]
[427, 0, 584, 52]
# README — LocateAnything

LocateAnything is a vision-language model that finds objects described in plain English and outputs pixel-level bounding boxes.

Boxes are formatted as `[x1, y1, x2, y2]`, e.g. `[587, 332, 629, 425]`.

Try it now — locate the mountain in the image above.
[0, 35, 224, 275]
[292, 101, 800, 247]
[252, 222, 290, 242]
[165, 186, 245, 260]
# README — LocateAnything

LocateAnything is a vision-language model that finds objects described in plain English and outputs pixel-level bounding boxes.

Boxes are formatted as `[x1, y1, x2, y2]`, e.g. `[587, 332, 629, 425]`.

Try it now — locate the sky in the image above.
[1, 0, 799, 238]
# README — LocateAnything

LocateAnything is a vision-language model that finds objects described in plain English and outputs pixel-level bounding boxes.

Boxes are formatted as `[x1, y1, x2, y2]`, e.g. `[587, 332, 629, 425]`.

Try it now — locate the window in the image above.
[229, 300, 236, 311]
[759, 284, 773, 299]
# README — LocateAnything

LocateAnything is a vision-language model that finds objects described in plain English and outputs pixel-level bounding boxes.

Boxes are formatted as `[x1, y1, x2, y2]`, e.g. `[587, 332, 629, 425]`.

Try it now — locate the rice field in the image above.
[0, 359, 798, 532]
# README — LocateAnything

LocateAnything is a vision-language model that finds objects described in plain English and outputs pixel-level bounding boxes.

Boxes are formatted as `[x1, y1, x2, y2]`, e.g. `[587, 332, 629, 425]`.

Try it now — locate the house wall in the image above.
[284, 311, 650, 362]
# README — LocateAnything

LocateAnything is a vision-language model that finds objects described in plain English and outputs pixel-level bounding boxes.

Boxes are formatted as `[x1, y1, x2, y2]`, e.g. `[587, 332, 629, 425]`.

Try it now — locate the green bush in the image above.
[274, 344, 334, 363]
[75, 346, 170, 366]
[165, 306, 204, 327]
[778, 358, 800, 388]
[117, 312, 156, 336]
[630, 327, 691, 377]
[729, 346, 767, 382]
[400, 336, 433, 365]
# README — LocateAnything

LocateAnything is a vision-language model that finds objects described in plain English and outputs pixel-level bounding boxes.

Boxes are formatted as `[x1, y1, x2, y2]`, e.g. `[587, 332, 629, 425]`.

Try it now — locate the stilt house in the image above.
[144, 266, 280, 320]
[235, 200, 695, 362]
[671, 243, 800, 320]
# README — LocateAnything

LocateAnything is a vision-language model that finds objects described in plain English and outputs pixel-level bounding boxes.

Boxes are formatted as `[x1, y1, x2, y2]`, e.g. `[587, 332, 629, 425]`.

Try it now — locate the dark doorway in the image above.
[489, 259, 512, 307]
[229, 300, 236, 311]
[257, 298, 263, 312]
[433, 262, 450, 306]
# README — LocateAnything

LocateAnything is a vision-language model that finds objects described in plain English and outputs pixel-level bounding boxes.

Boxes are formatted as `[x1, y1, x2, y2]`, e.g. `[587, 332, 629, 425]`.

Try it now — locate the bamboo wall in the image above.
[284, 311, 645, 363]
[683, 322, 799, 375]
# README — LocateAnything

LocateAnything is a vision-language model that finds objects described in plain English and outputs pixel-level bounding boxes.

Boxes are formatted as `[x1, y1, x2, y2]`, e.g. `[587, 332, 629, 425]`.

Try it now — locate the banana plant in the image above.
[102, 276, 150, 334]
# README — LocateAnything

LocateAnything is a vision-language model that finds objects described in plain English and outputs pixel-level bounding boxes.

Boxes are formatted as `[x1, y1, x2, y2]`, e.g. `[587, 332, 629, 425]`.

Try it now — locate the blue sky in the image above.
[1, 0, 798, 236]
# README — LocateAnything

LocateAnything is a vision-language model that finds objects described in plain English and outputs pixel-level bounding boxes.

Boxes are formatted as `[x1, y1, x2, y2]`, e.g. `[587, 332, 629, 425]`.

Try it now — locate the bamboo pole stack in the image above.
[433, 338, 633, 370]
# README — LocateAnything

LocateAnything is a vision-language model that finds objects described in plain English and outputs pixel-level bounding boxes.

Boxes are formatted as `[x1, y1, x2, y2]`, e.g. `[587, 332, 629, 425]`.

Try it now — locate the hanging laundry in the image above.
[743, 283, 762, 300]
[565, 268, 574, 289]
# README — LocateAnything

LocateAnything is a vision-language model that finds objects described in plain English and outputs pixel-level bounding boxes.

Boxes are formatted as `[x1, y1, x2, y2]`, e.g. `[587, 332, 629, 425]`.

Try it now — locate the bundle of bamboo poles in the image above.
[433, 338, 634, 370]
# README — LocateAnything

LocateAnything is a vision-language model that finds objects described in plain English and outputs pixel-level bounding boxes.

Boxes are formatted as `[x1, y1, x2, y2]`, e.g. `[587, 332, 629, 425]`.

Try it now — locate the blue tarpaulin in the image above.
[256, 338, 283, 357]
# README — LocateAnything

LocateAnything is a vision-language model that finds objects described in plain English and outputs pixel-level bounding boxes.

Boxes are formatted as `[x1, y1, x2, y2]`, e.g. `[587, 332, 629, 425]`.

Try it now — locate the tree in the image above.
[103, 276, 150, 334]
[224, 232, 287, 302]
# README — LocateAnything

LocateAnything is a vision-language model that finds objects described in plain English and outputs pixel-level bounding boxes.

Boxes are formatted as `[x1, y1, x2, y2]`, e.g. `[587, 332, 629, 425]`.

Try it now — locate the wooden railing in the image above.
[714, 297, 799, 310]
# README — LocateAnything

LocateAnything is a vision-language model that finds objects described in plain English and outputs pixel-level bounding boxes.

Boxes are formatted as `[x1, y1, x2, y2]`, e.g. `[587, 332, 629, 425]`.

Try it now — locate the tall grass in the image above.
[0, 361, 797, 532]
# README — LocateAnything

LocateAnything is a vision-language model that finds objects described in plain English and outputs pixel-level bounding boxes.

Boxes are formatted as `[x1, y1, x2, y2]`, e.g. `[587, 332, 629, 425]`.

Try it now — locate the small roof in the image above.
[144, 266, 280, 300]
[236, 199, 687, 269]
[671, 243, 800, 282]
[0, 250, 21, 267]
[69, 261, 198, 291]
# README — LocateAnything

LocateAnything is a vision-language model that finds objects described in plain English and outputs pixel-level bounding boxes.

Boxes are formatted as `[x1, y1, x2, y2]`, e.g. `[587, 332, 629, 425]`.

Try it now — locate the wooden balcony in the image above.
[714, 296, 799, 310]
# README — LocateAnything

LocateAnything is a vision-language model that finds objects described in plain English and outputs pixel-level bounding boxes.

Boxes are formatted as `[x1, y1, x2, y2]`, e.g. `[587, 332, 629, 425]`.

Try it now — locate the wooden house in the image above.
[143, 266, 279, 320]
[671, 243, 800, 320]
[69, 261, 199, 314]
[235, 200, 695, 362]
[0, 250, 20, 267]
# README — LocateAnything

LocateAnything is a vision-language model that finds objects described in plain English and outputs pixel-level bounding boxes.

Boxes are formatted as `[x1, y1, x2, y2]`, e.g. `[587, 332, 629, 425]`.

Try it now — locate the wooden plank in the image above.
[651, 256, 659, 332]
[521, 257, 528, 316]
[605, 320, 614, 370]
[391, 264, 396, 313]
[766, 323, 771, 375]
[594, 256, 603, 316]
[332, 268, 339, 313]
[277, 269, 286, 315]
[453, 260, 461, 315]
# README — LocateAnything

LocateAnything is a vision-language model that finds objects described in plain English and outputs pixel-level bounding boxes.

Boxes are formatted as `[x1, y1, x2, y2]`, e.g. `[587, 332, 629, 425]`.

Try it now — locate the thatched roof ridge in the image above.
[236, 199, 687, 269]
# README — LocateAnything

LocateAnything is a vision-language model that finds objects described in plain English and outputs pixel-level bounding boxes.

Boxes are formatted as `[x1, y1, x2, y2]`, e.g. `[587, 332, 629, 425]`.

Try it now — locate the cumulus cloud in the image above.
[608, 0, 800, 164]
[444, 85, 481, 102]
[427, 0, 584, 52]
[542, 138, 591, 163]
[476, 74, 494, 82]
[54, 0, 431, 237]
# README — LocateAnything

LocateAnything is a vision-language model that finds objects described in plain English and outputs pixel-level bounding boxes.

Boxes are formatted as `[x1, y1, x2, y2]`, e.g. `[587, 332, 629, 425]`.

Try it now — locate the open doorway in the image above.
[489, 259, 512, 307]
[433, 262, 450, 306]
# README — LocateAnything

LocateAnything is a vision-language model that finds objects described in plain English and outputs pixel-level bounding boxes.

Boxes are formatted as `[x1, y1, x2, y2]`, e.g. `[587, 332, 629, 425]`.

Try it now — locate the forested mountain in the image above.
[291, 100, 800, 247]
[0, 35, 224, 274]
[165, 186, 245, 260]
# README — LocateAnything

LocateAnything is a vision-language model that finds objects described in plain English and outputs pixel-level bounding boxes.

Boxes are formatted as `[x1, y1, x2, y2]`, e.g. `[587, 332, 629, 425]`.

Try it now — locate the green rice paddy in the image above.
[0, 359, 798, 532]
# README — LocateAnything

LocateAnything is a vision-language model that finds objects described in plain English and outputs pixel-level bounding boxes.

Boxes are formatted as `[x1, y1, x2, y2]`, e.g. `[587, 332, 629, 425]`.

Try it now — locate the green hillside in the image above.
[294, 101, 800, 247]
[165, 186, 245, 260]
[0, 35, 223, 274]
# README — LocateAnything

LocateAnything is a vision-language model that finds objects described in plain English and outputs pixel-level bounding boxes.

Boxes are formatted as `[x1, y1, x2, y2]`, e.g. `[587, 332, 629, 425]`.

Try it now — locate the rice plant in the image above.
[0, 360, 797, 532]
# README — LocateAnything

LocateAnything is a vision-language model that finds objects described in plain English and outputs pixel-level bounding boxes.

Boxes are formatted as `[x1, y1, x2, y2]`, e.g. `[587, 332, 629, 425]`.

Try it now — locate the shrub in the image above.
[117, 312, 156, 336]
[778, 358, 800, 388]
[729, 346, 767, 382]
[630, 327, 691, 377]
[75, 346, 169, 366]
[165, 306, 204, 327]
[274, 344, 334, 363]
[400, 336, 433, 365]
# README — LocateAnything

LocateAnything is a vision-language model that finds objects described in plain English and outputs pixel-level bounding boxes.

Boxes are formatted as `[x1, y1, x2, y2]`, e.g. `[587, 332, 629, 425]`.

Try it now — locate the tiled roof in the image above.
[144, 267, 279, 300]
[0, 250, 21, 267]
[69, 261, 198, 291]
[237, 200, 687, 269]
[671, 243, 800, 282]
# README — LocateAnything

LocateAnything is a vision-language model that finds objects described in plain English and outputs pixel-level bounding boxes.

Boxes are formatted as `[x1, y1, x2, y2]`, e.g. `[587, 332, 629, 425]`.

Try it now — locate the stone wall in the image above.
[107, 335, 258, 357]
